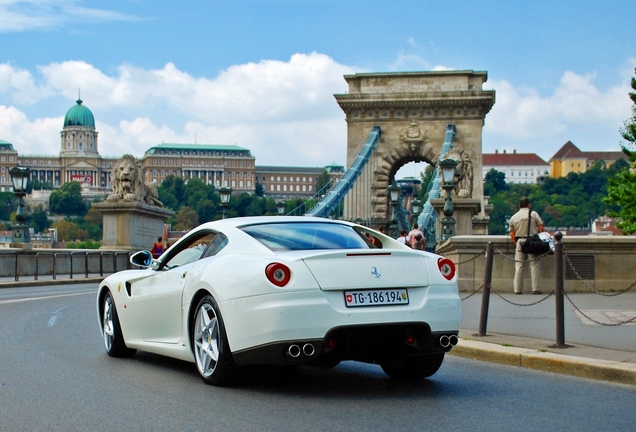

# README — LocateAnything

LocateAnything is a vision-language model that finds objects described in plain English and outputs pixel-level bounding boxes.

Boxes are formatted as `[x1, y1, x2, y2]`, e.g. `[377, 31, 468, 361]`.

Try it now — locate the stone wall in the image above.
[436, 235, 636, 293]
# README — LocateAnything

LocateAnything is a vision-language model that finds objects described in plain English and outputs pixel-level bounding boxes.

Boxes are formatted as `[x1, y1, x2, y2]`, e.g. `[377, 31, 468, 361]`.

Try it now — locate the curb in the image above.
[449, 339, 636, 386]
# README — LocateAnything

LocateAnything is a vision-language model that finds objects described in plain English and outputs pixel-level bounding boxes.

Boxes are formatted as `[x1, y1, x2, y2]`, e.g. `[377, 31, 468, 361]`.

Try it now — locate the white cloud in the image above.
[0, 0, 138, 33]
[0, 55, 632, 168]
[0, 53, 355, 165]
[484, 70, 632, 139]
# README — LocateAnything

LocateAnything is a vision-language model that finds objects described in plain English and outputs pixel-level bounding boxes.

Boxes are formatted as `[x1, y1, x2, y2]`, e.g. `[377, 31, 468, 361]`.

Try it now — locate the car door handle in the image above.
[181, 272, 187, 278]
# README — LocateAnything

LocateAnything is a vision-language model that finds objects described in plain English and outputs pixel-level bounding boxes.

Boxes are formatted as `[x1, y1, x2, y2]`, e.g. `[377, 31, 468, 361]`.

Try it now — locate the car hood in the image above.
[298, 249, 429, 291]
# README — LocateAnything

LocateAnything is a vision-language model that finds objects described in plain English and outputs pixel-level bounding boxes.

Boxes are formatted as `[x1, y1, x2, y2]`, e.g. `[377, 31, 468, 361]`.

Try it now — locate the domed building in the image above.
[17, 99, 118, 191]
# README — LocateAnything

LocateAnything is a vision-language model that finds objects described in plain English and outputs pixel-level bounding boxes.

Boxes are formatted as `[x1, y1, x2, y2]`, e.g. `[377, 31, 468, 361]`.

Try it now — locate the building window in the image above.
[161, 160, 165, 165]
[153, 160, 157, 165]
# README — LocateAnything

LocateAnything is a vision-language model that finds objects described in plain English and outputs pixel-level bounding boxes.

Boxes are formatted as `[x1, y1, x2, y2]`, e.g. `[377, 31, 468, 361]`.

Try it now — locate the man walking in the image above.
[508, 197, 545, 294]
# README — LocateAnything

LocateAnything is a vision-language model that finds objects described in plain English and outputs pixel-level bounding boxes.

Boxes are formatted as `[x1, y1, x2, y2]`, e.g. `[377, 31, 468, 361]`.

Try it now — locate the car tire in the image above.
[381, 353, 445, 380]
[101, 291, 136, 358]
[192, 295, 235, 386]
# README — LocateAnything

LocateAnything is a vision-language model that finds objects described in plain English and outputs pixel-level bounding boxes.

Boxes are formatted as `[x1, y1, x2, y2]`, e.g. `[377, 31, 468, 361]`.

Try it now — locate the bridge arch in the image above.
[334, 70, 495, 227]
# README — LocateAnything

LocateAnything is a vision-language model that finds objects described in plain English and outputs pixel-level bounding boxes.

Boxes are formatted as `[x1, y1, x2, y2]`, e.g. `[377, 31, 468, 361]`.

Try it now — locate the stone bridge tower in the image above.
[334, 70, 495, 230]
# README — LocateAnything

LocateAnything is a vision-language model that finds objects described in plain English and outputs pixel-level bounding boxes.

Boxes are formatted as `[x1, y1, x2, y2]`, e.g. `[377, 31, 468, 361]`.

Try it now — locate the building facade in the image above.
[143, 143, 256, 193]
[482, 150, 550, 184]
[549, 141, 627, 177]
[255, 163, 345, 200]
[0, 140, 18, 192]
[16, 99, 118, 192]
[1, 99, 346, 200]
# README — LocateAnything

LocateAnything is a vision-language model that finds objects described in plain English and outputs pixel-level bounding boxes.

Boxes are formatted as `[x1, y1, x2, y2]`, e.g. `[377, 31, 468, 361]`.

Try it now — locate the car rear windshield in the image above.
[240, 222, 369, 251]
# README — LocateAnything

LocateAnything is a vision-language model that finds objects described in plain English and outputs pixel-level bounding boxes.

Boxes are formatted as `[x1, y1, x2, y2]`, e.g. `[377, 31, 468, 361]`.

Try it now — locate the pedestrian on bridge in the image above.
[407, 223, 425, 248]
[509, 197, 545, 295]
[396, 229, 408, 245]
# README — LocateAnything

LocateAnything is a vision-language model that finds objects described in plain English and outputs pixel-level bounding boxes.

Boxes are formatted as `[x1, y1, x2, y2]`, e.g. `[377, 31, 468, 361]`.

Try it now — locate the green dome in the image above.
[64, 99, 95, 127]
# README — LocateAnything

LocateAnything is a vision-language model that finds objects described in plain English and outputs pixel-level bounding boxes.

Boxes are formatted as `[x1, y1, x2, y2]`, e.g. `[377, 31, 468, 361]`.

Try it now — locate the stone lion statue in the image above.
[107, 154, 163, 207]
[441, 147, 473, 198]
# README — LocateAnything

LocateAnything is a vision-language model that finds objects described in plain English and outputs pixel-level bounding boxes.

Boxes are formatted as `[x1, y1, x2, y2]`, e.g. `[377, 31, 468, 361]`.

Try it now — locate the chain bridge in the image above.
[294, 70, 495, 243]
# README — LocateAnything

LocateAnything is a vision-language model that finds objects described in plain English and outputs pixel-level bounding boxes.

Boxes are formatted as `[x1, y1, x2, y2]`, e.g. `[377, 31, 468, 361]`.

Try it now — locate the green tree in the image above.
[0, 192, 18, 221]
[254, 180, 264, 196]
[28, 205, 51, 233]
[605, 68, 636, 233]
[174, 206, 199, 231]
[483, 169, 509, 196]
[53, 219, 89, 241]
[49, 182, 87, 216]
[315, 169, 331, 194]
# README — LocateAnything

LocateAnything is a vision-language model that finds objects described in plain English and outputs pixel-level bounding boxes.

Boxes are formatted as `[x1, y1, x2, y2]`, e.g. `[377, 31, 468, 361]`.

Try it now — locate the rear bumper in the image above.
[220, 286, 461, 366]
[232, 322, 459, 366]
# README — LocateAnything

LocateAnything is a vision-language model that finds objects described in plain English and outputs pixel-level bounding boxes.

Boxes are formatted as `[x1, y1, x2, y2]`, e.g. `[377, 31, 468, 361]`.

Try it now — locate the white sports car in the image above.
[97, 216, 461, 385]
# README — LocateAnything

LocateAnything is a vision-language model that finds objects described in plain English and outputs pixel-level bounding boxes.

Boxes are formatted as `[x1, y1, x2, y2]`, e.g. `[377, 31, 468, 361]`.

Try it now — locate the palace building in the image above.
[1, 98, 344, 199]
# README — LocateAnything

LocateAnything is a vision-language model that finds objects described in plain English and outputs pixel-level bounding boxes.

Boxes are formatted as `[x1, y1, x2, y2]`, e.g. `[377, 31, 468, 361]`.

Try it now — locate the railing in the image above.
[306, 126, 381, 218]
[2, 250, 133, 283]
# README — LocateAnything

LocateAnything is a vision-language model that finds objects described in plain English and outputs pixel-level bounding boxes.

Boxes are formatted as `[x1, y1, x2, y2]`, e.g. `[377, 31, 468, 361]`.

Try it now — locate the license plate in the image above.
[344, 289, 409, 307]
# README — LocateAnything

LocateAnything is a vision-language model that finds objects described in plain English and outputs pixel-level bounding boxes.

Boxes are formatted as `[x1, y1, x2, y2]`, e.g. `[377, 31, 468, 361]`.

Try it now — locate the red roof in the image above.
[550, 141, 584, 160]
[483, 152, 548, 166]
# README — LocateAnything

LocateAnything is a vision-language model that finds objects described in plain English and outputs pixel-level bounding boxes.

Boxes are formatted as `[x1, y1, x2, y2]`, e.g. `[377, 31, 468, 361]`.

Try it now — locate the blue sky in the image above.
[1, 0, 634, 177]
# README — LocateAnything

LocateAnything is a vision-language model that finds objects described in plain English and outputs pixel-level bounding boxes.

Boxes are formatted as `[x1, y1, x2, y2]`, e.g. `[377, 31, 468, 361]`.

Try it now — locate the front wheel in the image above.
[381, 353, 445, 380]
[192, 295, 235, 386]
[101, 291, 136, 357]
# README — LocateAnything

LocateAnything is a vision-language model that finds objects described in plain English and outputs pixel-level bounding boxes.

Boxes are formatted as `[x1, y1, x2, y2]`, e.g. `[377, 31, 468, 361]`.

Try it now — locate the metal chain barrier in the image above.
[493, 246, 552, 263]
[563, 291, 636, 326]
[488, 283, 554, 306]
[461, 284, 483, 301]
[453, 248, 487, 266]
[563, 252, 636, 296]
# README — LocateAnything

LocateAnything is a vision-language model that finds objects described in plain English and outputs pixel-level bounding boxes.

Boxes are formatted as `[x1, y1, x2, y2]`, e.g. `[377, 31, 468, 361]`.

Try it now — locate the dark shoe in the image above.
[515, 292, 522, 295]
[532, 291, 543, 295]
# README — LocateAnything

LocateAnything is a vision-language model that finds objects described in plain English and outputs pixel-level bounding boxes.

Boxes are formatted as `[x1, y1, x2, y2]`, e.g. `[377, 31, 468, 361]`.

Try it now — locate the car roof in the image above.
[197, 216, 354, 231]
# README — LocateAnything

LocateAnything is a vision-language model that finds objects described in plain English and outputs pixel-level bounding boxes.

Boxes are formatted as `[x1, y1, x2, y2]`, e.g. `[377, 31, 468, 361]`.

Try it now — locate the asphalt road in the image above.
[1, 284, 635, 432]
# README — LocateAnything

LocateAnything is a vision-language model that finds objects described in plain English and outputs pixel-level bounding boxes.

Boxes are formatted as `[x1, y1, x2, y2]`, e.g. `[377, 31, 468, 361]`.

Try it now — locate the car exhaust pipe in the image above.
[287, 344, 301, 358]
[448, 335, 459, 347]
[302, 343, 315, 357]
[439, 335, 450, 348]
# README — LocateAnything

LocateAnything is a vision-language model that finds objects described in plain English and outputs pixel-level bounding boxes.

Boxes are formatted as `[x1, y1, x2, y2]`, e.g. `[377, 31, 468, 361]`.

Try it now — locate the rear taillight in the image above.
[437, 258, 456, 281]
[265, 263, 291, 287]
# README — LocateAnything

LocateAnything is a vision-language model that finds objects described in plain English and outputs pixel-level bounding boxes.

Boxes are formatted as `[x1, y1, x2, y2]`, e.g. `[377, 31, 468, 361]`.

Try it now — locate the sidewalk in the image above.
[453, 291, 636, 385]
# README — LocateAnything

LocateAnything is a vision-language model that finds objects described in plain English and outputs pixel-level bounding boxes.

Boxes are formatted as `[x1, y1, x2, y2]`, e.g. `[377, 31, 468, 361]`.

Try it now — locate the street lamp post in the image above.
[276, 201, 286, 216]
[218, 186, 232, 219]
[9, 166, 31, 247]
[410, 198, 421, 228]
[439, 158, 458, 240]
[387, 184, 401, 238]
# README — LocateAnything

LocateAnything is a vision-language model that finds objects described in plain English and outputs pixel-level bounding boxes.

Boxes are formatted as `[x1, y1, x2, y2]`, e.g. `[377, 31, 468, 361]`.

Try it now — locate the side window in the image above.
[201, 233, 228, 258]
[160, 231, 217, 270]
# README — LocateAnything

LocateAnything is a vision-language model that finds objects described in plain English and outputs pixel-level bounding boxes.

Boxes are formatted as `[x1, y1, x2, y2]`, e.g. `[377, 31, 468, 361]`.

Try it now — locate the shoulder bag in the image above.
[520, 209, 550, 255]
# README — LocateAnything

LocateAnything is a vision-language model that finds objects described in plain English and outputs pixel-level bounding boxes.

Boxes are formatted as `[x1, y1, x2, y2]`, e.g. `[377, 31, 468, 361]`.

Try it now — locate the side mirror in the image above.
[130, 250, 153, 268]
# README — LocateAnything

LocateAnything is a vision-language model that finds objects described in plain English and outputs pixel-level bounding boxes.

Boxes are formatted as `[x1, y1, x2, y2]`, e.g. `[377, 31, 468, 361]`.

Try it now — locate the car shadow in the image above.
[129, 351, 452, 398]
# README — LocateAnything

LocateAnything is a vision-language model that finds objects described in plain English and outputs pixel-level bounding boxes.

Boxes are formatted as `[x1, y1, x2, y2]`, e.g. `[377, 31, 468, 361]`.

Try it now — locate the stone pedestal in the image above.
[430, 198, 482, 236]
[93, 201, 174, 251]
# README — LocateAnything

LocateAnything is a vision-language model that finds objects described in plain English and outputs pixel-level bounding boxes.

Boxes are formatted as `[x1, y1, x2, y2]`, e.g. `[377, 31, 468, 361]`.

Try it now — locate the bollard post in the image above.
[553, 231, 568, 348]
[478, 242, 494, 336]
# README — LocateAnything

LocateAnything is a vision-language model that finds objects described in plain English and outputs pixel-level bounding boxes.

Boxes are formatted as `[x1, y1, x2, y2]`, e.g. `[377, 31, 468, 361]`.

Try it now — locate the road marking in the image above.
[0, 291, 96, 305]
[575, 309, 636, 326]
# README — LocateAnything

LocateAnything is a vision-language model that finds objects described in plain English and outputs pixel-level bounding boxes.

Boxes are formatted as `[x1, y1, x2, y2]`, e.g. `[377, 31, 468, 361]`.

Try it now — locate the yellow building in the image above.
[549, 141, 627, 178]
